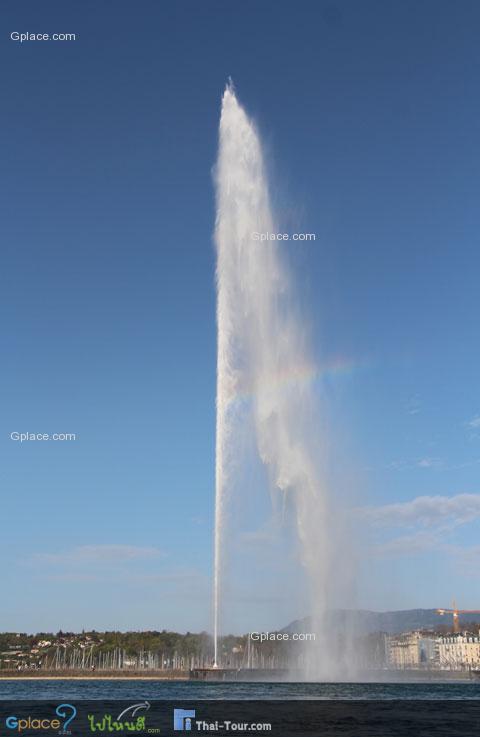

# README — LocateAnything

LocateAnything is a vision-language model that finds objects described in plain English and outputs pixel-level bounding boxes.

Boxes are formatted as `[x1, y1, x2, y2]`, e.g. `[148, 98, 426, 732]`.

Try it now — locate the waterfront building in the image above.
[387, 632, 423, 669]
[437, 633, 480, 670]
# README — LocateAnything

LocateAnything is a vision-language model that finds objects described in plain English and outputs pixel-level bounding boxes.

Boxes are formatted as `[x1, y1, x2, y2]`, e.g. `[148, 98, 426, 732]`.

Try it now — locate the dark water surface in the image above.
[0, 679, 479, 700]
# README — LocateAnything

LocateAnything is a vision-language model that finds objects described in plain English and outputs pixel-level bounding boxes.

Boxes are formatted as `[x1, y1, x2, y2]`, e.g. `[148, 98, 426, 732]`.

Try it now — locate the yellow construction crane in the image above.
[437, 601, 480, 633]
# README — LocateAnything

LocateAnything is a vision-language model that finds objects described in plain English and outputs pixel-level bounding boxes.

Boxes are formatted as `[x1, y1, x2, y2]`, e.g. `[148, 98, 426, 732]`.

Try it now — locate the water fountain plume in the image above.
[213, 83, 351, 678]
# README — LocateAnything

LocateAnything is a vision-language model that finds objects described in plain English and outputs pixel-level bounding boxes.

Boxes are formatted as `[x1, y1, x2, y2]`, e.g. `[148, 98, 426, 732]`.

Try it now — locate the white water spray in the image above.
[213, 84, 350, 677]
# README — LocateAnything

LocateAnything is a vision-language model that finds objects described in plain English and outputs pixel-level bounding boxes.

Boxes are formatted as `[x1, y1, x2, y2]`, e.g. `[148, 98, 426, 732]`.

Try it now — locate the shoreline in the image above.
[0, 669, 476, 683]
[0, 676, 189, 681]
[0, 670, 189, 681]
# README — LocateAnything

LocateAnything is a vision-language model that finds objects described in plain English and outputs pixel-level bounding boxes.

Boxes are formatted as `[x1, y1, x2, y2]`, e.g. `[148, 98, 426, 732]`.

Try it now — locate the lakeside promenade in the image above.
[0, 668, 478, 681]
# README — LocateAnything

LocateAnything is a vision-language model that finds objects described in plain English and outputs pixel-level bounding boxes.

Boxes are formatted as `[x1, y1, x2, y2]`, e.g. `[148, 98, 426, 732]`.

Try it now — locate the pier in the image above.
[190, 667, 291, 681]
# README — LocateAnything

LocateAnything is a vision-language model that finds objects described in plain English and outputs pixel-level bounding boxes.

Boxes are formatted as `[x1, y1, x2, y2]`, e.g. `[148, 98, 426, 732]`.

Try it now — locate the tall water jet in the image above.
[213, 83, 351, 677]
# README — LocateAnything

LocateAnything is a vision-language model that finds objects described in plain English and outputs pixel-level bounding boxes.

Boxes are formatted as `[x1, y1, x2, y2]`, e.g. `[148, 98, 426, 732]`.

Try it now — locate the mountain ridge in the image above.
[285, 608, 480, 635]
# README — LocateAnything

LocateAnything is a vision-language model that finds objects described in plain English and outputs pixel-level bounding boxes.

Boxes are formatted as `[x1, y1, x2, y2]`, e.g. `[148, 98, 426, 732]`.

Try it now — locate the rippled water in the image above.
[0, 679, 479, 700]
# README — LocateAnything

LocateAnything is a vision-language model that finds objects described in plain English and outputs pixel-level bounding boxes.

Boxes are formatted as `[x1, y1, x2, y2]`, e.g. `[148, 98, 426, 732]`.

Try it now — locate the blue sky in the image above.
[1, 0, 480, 633]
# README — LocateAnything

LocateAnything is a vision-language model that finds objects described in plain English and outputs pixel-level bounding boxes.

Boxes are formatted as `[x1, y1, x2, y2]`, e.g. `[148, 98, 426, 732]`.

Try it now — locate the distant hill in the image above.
[285, 609, 480, 635]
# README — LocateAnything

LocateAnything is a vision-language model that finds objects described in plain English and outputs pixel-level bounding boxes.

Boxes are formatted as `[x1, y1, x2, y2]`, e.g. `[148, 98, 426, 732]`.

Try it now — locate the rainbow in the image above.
[225, 355, 369, 406]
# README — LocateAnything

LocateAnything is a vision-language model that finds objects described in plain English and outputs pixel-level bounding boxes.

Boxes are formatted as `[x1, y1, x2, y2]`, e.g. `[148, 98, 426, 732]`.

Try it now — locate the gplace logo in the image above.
[6, 704, 77, 733]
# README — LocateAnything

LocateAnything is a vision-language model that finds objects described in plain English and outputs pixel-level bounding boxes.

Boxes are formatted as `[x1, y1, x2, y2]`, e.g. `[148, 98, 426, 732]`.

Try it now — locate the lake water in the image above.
[0, 679, 479, 700]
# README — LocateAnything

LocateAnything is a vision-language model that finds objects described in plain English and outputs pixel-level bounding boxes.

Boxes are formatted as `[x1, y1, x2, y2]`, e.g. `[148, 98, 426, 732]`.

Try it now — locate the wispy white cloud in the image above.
[33, 545, 164, 566]
[375, 531, 443, 556]
[42, 566, 209, 599]
[468, 416, 480, 429]
[387, 456, 443, 471]
[449, 458, 480, 470]
[362, 493, 480, 530]
[455, 544, 480, 562]
[417, 457, 442, 469]
[388, 459, 407, 471]
[362, 493, 480, 560]
[406, 396, 421, 415]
